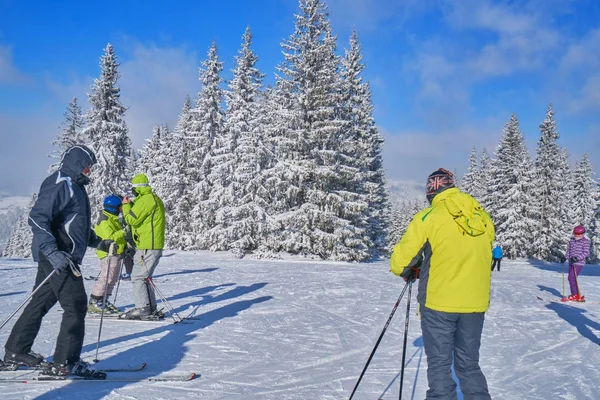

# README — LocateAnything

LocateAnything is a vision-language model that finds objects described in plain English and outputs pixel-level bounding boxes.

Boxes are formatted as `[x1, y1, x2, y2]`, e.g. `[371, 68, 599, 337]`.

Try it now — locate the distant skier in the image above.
[88, 195, 128, 315]
[561, 225, 591, 302]
[2, 145, 109, 378]
[391, 168, 495, 399]
[491, 245, 503, 271]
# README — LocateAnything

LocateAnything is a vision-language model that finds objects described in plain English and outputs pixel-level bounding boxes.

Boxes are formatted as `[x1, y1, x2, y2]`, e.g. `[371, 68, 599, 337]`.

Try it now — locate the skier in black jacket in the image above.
[3, 145, 109, 378]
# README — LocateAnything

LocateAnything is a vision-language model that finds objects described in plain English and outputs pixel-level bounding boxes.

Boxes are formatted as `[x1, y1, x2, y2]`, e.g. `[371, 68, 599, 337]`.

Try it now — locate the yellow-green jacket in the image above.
[390, 188, 495, 313]
[94, 211, 127, 259]
[123, 184, 165, 250]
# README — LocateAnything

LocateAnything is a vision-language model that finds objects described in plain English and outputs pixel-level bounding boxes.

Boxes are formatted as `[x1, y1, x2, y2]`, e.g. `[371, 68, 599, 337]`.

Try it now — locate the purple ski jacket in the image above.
[565, 236, 591, 266]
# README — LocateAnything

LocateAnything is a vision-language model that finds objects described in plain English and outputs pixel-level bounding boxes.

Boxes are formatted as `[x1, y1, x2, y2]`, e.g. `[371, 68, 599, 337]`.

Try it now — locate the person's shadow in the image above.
[537, 285, 563, 298]
[379, 336, 425, 399]
[32, 287, 273, 399]
[546, 302, 600, 345]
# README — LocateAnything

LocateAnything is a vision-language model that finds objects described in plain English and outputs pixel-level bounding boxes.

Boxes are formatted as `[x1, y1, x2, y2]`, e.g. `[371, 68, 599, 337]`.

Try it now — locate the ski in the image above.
[0, 372, 198, 383]
[536, 296, 600, 304]
[97, 362, 147, 373]
[0, 362, 147, 374]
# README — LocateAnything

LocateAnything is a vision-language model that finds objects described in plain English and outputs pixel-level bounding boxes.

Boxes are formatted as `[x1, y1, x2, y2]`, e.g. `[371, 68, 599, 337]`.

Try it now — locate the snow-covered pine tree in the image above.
[339, 29, 390, 258]
[554, 147, 574, 254]
[137, 124, 167, 178]
[181, 42, 224, 249]
[461, 147, 479, 199]
[49, 98, 87, 173]
[531, 105, 568, 261]
[478, 148, 492, 208]
[388, 198, 428, 249]
[2, 193, 36, 258]
[487, 114, 534, 259]
[266, 0, 369, 261]
[571, 153, 597, 227]
[83, 43, 133, 222]
[203, 27, 271, 256]
[168, 97, 194, 249]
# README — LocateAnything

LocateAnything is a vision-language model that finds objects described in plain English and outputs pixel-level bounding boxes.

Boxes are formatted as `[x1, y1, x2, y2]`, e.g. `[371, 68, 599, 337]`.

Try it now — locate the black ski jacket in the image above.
[29, 145, 99, 266]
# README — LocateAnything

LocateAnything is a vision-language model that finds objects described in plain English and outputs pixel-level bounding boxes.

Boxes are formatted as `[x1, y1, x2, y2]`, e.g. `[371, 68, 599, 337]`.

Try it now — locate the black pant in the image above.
[491, 258, 501, 271]
[4, 259, 87, 365]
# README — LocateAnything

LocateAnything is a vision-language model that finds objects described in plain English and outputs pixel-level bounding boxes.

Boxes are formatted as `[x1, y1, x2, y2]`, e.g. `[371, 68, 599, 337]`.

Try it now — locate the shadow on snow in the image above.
[545, 302, 600, 345]
[32, 283, 273, 399]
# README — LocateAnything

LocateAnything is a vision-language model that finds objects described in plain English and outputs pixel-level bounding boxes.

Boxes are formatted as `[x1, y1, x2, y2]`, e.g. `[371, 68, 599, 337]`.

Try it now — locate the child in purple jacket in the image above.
[561, 225, 591, 302]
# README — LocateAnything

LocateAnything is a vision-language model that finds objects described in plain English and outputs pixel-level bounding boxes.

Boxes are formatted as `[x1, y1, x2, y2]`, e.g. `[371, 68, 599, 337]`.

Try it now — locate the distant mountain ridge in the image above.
[387, 179, 426, 204]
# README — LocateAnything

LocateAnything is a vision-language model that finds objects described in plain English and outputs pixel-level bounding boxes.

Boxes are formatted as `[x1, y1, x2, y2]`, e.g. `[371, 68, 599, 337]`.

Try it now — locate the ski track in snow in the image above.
[0, 253, 599, 399]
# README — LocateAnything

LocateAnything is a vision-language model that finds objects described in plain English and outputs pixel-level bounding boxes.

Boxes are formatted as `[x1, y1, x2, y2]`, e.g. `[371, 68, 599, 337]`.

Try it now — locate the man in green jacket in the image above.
[119, 173, 166, 320]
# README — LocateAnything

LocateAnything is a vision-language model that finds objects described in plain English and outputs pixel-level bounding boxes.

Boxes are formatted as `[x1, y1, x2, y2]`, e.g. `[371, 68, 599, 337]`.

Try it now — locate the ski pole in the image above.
[111, 261, 125, 306]
[0, 270, 56, 332]
[93, 258, 113, 362]
[562, 261, 566, 298]
[140, 254, 183, 322]
[349, 281, 410, 400]
[399, 281, 413, 400]
[147, 277, 183, 322]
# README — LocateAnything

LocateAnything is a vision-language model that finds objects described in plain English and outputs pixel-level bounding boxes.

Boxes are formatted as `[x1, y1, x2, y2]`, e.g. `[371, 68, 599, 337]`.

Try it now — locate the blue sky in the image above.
[1, 0, 599, 195]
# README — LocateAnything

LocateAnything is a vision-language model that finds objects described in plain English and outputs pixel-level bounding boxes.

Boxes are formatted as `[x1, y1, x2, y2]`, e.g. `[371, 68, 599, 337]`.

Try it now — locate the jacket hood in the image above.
[132, 173, 151, 196]
[59, 145, 97, 184]
[433, 188, 490, 237]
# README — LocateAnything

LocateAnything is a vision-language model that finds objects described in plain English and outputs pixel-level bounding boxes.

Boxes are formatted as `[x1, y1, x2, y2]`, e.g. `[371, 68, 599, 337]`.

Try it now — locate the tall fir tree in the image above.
[84, 43, 133, 222]
[478, 148, 492, 209]
[169, 97, 194, 249]
[571, 153, 597, 227]
[339, 30, 390, 258]
[181, 42, 224, 248]
[266, 0, 370, 261]
[531, 105, 568, 261]
[204, 27, 270, 256]
[461, 147, 479, 199]
[487, 114, 534, 259]
[2, 193, 36, 258]
[49, 98, 87, 173]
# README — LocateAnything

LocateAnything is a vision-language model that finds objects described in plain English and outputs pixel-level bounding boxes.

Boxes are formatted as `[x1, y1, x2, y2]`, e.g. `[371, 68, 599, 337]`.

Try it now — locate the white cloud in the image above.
[119, 43, 200, 148]
[46, 42, 200, 149]
[0, 44, 30, 85]
[380, 121, 501, 182]
[0, 112, 60, 195]
[327, 0, 432, 31]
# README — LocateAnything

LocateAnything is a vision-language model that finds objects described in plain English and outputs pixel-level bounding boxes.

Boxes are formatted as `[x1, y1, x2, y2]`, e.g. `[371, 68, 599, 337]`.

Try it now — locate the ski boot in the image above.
[3, 351, 48, 369]
[119, 306, 152, 320]
[42, 360, 106, 379]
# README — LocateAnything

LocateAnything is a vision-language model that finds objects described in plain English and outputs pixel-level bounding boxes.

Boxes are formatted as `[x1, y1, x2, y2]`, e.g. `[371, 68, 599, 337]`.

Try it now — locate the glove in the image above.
[559, 255, 566, 264]
[46, 251, 80, 276]
[97, 239, 114, 253]
[108, 242, 118, 256]
[400, 266, 420, 282]
[47, 251, 73, 273]
[569, 257, 578, 264]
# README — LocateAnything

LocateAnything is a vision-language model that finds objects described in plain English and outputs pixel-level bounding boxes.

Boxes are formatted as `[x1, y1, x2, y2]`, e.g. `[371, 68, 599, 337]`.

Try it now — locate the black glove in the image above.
[559, 255, 566, 264]
[569, 257, 578, 264]
[400, 266, 420, 282]
[97, 239, 115, 253]
[46, 251, 78, 275]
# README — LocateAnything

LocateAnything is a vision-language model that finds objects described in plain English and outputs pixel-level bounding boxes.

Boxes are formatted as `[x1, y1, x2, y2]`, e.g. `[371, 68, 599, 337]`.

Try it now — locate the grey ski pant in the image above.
[131, 249, 162, 310]
[421, 306, 491, 400]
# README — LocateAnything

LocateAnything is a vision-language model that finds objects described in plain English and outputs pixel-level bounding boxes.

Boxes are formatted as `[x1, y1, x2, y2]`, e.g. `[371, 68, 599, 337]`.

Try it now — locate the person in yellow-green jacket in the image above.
[88, 195, 128, 315]
[390, 168, 495, 400]
[119, 173, 166, 320]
